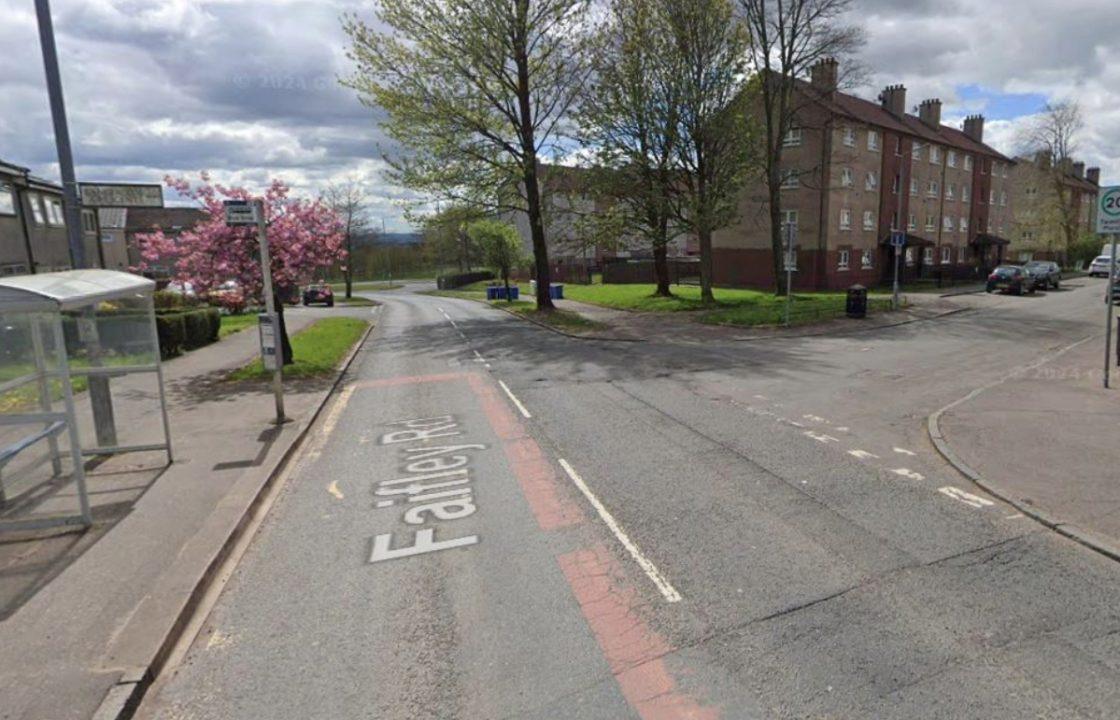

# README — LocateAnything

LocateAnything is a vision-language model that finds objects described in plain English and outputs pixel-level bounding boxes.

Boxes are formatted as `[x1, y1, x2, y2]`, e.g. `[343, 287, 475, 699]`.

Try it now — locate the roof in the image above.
[804, 81, 1012, 162]
[26, 175, 64, 193]
[125, 207, 208, 233]
[0, 269, 154, 311]
[0, 158, 30, 177]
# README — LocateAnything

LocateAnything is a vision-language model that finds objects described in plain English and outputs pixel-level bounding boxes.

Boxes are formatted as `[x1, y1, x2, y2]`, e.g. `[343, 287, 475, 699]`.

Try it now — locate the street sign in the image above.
[1098, 186, 1120, 234]
[79, 183, 164, 208]
[890, 231, 907, 248]
[224, 199, 260, 226]
[258, 313, 279, 371]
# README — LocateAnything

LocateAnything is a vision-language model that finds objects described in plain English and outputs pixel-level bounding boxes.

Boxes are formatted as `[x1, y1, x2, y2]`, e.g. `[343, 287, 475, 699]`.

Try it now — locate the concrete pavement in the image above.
[0, 304, 373, 720]
[137, 279, 1120, 719]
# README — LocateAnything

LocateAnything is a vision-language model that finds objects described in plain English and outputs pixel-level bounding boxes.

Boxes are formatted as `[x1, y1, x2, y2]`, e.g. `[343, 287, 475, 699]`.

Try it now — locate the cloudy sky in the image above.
[2, 0, 1118, 231]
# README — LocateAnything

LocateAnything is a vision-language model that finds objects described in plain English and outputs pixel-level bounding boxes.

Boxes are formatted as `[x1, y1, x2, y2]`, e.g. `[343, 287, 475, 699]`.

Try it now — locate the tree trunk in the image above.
[653, 240, 671, 297]
[504, 271, 512, 303]
[344, 232, 353, 299]
[698, 225, 714, 304]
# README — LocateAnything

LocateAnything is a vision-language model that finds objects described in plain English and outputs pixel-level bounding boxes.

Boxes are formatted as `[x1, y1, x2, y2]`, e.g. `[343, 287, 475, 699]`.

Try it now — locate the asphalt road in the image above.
[138, 278, 1120, 719]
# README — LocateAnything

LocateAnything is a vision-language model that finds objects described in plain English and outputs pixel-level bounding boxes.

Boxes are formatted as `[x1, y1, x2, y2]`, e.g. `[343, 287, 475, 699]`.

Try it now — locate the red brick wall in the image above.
[713, 247, 883, 291]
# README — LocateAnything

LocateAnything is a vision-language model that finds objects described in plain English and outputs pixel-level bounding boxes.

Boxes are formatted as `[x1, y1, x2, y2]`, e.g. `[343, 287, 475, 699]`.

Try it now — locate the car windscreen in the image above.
[992, 267, 1018, 276]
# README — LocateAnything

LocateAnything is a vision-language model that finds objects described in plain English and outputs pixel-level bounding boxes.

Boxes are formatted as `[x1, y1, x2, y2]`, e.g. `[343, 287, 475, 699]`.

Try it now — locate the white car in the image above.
[1089, 256, 1116, 277]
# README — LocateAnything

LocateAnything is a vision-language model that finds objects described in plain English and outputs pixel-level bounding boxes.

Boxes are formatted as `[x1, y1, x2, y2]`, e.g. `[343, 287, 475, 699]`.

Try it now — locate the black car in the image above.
[302, 283, 335, 307]
[1023, 260, 1061, 290]
[986, 265, 1035, 295]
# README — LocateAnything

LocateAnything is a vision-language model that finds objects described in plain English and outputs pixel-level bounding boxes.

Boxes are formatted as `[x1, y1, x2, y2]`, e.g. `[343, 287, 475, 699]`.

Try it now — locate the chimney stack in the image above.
[879, 84, 907, 117]
[962, 115, 985, 143]
[1087, 167, 1101, 185]
[810, 58, 839, 96]
[918, 99, 942, 128]
[1072, 161, 1085, 178]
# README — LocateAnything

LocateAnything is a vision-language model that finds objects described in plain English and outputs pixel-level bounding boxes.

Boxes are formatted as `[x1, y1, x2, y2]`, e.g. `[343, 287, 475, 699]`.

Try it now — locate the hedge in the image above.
[437, 270, 495, 289]
[155, 308, 223, 358]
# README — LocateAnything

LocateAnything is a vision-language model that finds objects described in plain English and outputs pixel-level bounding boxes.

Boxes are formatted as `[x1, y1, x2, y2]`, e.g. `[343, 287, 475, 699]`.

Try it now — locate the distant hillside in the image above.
[352, 230, 422, 247]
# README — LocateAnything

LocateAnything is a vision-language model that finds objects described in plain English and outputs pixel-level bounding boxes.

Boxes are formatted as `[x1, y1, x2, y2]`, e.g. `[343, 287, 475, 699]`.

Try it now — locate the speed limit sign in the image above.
[1099, 186, 1120, 234]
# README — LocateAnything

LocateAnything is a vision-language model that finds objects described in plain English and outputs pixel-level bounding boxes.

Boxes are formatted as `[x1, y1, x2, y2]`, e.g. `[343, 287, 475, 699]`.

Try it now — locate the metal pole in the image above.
[784, 222, 794, 327]
[894, 161, 905, 311]
[1105, 235, 1117, 388]
[34, 0, 85, 269]
[146, 298, 174, 463]
[52, 315, 91, 525]
[257, 199, 285, 422]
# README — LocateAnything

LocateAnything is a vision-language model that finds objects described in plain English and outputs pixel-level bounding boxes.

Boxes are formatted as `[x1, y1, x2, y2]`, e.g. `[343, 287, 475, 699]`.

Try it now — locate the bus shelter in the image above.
[0, 270, 172, 532]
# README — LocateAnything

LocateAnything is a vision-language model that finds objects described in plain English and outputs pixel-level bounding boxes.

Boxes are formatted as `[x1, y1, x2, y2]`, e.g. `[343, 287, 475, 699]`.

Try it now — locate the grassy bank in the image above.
[229, 317, 370, 381]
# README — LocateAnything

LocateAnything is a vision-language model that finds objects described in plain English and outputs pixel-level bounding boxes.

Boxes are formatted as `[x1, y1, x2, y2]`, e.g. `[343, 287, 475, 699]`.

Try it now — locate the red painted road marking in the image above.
[353, 372, 468, 389]
[559, 546, 719, 720]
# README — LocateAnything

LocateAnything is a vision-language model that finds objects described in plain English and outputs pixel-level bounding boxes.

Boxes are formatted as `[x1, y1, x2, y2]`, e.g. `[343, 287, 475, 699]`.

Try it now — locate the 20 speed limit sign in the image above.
[1099, 186, 1120, 234]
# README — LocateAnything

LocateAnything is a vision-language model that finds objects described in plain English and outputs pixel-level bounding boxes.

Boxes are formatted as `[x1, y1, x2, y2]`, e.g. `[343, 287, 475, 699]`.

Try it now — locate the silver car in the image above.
[1089, 255, 1116, 277]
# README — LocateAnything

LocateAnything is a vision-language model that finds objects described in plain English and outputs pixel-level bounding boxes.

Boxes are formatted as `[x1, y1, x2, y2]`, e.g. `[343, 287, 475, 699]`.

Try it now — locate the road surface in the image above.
[138, 278, 1120, 719]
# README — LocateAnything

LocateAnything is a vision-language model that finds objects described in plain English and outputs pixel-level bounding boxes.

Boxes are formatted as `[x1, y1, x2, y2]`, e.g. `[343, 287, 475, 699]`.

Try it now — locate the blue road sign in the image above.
[890, 232, 906, 248]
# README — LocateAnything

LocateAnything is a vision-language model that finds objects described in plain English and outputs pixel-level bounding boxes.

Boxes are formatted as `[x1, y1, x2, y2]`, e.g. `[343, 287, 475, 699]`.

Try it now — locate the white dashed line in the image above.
[848, 449, 880, 460]
[1005, 513, 1025, 520]
[893, 447, 917, 456]
[890, 468, 925, 481]
[938, 486, 994, 509]
[558, 458, 682, 603]
[497, 379, 532, 418]
[803, 414, 829, 423]
[803, 430, 840, 444]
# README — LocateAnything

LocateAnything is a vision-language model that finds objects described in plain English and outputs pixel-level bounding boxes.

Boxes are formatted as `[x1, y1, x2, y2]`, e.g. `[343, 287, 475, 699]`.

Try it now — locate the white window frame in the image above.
[839, 207, 851, 231]
[962, 185, 971, 203]
[863, 210, 875, 230]
[838, 248, 850, 271]
[868, 130, 880, 151]
[959, 245, 969, 263]
[959, 217, 968, 233]
[911, 142, 922, 160]
[780, 169, 800, 189]
[946, 183, 955, 201]
[905, 247, 915, 266]
[842, 127, 855, 147]
[28, 193, 45, 225]
[927, 180, 939, 197]
[964, 155, 974, 171]
[865, 171, 878, 191]
[930, 146, 941, 165]
[0, 183, 14, 216]
[910, 178, 918, 196]
[861, 249, 874, 269]
[943, 215, 953, 231]
[783, 127, 803, 147]
[841, 167, 853, 187]
[48, 198, 65, 226]
[923, 246, 934, 264]
[947, 151, 957, 168]
[781, 209, 798, 228]
[925, 214, 935, 232]
[908, 213, 916, 231]
[990, 189, 995, 205]
[941, 246, 951, 264]
[999, 190, 1006, 207]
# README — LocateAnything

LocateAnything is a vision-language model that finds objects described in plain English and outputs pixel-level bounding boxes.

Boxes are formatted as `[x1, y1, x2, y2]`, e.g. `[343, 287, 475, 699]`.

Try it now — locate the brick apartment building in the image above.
[1007, 154, 1100, 262]
[714, 59, 1016, 290]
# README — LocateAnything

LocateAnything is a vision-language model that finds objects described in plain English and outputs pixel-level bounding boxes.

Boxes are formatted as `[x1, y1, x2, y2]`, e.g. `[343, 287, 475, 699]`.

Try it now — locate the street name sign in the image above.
[890, 231, 907, 248]
[1098, 186, 1120, 234]
[79, 183, 164, 208]
[224, 200, 260, 226]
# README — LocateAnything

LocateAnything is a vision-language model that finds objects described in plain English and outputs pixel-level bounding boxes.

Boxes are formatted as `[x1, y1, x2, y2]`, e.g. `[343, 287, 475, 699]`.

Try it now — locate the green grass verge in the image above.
[219, 313, 259, 338]
[229, 317, 370, 381]
[328, 281, 405, 292]
[493, 300, 606, 333]
[337, 296, 379, 306]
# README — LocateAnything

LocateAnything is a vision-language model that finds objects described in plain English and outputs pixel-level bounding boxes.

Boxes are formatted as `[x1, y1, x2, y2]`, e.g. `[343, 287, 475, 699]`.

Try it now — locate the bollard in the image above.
[846, 284, 867, 319]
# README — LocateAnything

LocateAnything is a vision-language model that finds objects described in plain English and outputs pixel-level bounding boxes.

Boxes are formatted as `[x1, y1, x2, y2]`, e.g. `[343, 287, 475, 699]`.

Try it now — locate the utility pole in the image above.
[256, 199, 285, 422]
[783, 222, 795, 326]
[894, 158, 906, 311]
[34, 0, 85, 269]
[1105, 233, 1117, 388]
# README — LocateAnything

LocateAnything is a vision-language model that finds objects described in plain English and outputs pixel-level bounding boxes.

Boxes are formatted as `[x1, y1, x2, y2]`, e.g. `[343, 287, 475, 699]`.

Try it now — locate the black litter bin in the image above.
[846, 284, 867, 319]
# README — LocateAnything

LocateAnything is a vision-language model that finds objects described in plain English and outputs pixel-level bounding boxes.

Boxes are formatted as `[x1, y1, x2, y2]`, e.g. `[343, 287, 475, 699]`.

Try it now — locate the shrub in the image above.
[205, 308, 221, 342]
[436, 270, 495, 289]
[155, 314, 187, 359]
[182, 310, 212, 350]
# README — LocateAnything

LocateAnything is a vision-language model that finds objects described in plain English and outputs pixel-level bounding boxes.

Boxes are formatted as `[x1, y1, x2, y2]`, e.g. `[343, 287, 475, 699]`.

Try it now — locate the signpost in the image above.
[783, 222, 796, 327]
[1098, 186, 1120, 388]
[225, 199, 285, 422]
[890, 231, 906, 311]
[78, 183, 164, 208]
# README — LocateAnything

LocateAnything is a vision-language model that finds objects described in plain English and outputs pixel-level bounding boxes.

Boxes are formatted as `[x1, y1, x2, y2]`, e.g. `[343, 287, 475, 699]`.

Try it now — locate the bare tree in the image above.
[324, 180, 370, 299]
[1018, 101, 1085, 259]
[739, 0, 863, 295]
[666, 0, 757, 305]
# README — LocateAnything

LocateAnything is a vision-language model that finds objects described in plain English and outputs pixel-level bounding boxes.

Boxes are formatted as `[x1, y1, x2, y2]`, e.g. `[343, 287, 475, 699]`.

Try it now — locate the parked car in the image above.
[1023, 260, 1061, 289]
[986, 265, 1035, 295]
[1089, 255, 1116, 277]
[302, 283, 334, 307]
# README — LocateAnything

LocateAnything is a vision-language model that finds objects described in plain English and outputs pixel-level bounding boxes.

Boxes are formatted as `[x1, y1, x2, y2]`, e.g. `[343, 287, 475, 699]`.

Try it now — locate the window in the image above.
[964, 155, 974, 171]
[840, 208, 851, 230]
[841, 167, 853, 187]
[990, 189, 995, 205]
[1026, 186, 1037, 197]
[838, 249, 850, 270]
[987, 217, 994, 232]
[999, 190, 1006, 206]
[959, 246, 969, 263]
[910, 178, 918, 196]
[28, 193, 45, 224]
[925, 214, 935, 231]
[930, 146, 941, 165]
[962, 185, 971, 202]
[781, 209, 798, 228]
[1002, 163, 1009, 178]
[892, 174, 900, 193]
[0, 183, 14, 215]
[912, 142, 922, 160]
[861, 249, 874, 269]
[981, 159, 988, 175]
[946, 183, 955, 201]
[895, 136, 903, 155]
[47, 199, 65, 226]
[863, 210, 875, 230]
[927, 180, 939, 197]
[780, 169, 799, 189]
[908, 213, 917, 231]
[960, 217, 968, 233]
[941, 246, 951, 264]
[842, 127, 855, 147]
[865, 171, 878, 191]
[947, 151, 957, 168]
[943, 215, 953, 231]
[991, 161, 999, 177]
[905, 247, 915, 266]
[82, 211, 96, 232]
[868, 130, 880, 151]
[922, 246, 933, 264]
[783, 127, 803, 147]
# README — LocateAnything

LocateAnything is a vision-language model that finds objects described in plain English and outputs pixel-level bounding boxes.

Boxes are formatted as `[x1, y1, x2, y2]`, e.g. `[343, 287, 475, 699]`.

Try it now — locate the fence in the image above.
[602, 257, 701, 285]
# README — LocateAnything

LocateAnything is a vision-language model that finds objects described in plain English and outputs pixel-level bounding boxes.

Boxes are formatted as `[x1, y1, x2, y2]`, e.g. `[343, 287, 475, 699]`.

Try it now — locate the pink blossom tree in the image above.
[134, 173, 347, 363]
